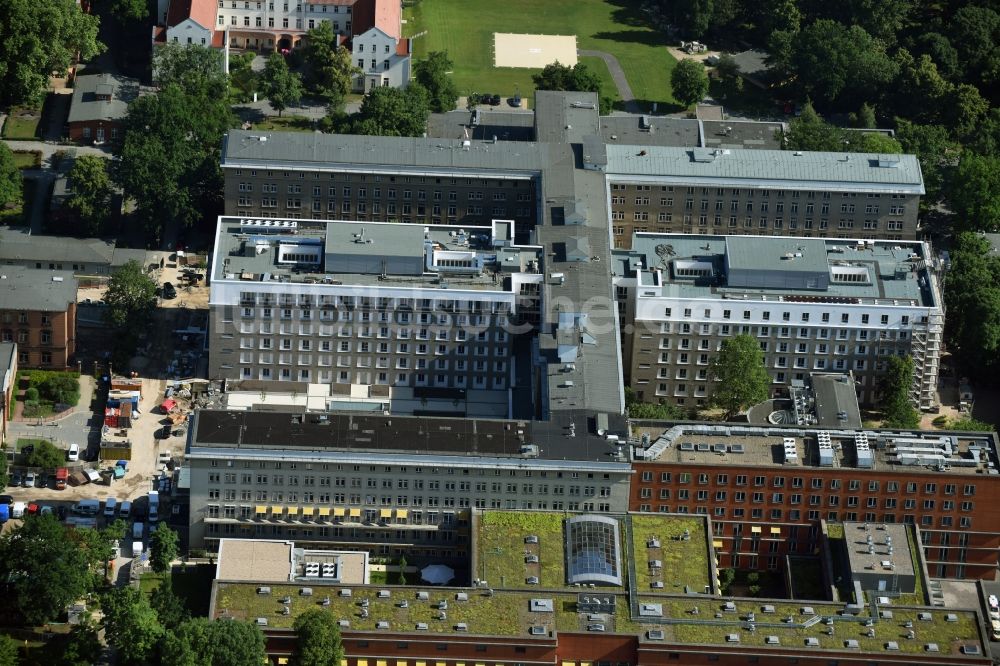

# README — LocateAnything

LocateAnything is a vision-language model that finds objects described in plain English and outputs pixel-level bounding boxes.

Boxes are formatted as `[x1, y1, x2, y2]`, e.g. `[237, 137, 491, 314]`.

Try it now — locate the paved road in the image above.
[2, 139, 113, 165]
[233, 97, 361, 122]
[578, 49, 640, 113]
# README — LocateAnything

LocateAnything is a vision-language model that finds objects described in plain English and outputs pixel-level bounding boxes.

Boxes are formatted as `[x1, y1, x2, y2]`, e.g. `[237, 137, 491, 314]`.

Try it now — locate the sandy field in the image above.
[494, 33, 578, 68]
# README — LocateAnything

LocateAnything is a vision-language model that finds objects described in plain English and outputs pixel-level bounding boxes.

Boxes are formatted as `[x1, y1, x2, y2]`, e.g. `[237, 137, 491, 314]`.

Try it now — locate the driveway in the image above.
[578, 49, 640, 113]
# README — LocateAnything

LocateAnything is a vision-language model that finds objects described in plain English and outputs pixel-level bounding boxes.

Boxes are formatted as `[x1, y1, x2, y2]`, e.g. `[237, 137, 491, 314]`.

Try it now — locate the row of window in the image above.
[613, 215, 907, 231]
[610, 183, 909, 201]
[242, 184, 529, 201]
[232, 170, 532, 188]
[206, 499, 613, 517]
[638, 471, 976, 495]
[231, 367, 507, 387]
[615, 197, 905, 216]
[637, 504, 975, 529]
[240, 199, 528, 218]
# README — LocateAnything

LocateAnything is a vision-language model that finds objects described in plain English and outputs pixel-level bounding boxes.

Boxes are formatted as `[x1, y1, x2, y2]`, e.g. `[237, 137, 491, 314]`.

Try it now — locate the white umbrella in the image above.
[420, 564, 455, 585]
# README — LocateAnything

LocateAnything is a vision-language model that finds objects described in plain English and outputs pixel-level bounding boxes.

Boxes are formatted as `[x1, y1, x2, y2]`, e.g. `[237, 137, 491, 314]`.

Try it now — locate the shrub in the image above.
[24, 387, 39, 402]
[39, 374, 80, 406]
[748, 584, 761, 596]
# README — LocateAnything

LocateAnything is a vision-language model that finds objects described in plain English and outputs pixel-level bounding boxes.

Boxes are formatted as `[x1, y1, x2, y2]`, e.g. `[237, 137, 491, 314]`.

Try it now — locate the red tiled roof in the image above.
[396, 38, 410, 56]
[166, 0, 217, 30]
[152, 25, 167, 43]
[211, 30, 225, 47]
[352, 0, 401, 40]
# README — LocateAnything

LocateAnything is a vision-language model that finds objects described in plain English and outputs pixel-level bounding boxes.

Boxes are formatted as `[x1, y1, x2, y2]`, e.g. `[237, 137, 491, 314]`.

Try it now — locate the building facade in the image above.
[0, 268, 78, 369]
[208, 216, 542, 390]
[599, 147, 924, 249]
[630, 423, 1000, 580]
[351, 27, 410, 92]
[186, 409, 633, 554]
[67, 73, 138, 145]
[614, 234, 943, 409]
[0, 343, 16, 441]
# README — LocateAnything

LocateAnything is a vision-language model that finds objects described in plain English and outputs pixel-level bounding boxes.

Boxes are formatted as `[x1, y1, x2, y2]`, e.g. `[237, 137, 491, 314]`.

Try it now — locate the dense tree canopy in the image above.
[302, 23, 360, 111]
[709, 334, 770, 420]
[0, 634, 17, 666]
[102, 587, 163, 666]
[23, 440, 65, 470]
[0, 143, 23, 208]
[102, 259, 157, 364]
[0, 514, 93, 625]
[532, 61, 611, 113]
[414, 51, 459, 113]
[879, 355, 921, 428]
[115, 83, 234, 237]
[337, 85, 431, 137]
[149, 524, 179, 574]
[152, 43, 230, 99]
[0, 0, 103, 107]
[65, 155, 115, 236]
[161, 618, 267, 666]
[945, 233, 1000, 382]
[946, 154, 1000, 232]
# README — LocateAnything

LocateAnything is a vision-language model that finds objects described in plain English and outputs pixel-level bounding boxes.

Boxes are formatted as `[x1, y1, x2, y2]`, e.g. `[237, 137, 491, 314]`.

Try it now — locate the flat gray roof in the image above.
[811, 374, 863, 430]
[68, 73, 140, 123]
[190, 408, 630, 466]
[222, 129, 547, 177]
[0, 266, 78, 311]
[844, 521, 915, 580]
[702, 120, 785, 150]
[600, 115, 700, 148]
[605, 146, 924, 194]
[627, 233, 937, 306]
[0, 229, 115, 265]
[425, 110, 536, 142]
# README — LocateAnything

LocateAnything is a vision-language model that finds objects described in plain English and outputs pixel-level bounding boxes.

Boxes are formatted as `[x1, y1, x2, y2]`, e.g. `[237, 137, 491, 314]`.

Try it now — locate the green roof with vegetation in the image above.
[629, 515, 711, 594]
[210, 512, 984, 657]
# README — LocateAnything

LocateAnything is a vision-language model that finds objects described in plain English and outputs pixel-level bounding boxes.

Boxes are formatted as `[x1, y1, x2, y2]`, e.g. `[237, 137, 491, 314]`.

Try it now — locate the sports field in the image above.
[404, 0, 678, 110]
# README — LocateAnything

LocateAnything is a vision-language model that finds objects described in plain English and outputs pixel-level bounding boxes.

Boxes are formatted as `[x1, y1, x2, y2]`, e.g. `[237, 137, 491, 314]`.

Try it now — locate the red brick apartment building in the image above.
[630, 423, 1000, 580]
[0, 268, 78, 369]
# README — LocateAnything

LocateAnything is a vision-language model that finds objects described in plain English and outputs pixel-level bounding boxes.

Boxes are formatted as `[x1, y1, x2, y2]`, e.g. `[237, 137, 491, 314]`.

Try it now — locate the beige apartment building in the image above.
[613, 234, 943, 410]
[599, 147, 924, 249]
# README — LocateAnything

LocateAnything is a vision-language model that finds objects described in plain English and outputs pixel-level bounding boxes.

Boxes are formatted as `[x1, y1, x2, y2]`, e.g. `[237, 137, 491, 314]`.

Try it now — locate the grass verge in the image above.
[2, 108, 41, 139]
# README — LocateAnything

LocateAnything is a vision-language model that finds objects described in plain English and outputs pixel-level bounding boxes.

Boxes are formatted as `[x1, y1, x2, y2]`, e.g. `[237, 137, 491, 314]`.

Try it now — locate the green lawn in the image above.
[404, 0, 678, 110]
[13, 151, 41, 170]
[15, 438, 51, 452]
[251, 115, 317, 132]
[2, 109, 41, 139]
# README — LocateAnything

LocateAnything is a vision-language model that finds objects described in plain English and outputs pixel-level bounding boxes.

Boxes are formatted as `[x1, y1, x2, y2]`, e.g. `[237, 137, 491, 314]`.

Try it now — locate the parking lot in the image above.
[3, 375, 187, 513]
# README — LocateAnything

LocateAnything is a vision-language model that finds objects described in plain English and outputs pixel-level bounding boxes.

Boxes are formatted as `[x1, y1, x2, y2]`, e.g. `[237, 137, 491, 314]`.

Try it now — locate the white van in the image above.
[11, 502, 25, 519]
[67, 443, 80, 462]
[118, 501, 132, 519]
[104, 497, 118, 518]
[72, 499, 100, 516]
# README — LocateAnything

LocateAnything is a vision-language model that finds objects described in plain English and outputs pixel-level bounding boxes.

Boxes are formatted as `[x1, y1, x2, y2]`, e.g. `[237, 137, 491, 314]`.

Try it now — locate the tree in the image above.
[39, 374, 80, 405]
[879, 355, 920, 429]
[856, 103, 876, 129]
[0, 143, 22, 208]
[292, 608, 345, 666]
[23, 440, 65, 470]
[0, 0, 103, 107]
[708, 334, 769, 420]
[895, 119, 956, 204]
[101, 587, 163, 666]
[914, 32, 961, 81]
[397, 555, 408, 585]
[57, 617, 102, 666]
[945, 84, 989, 140]
[0, 513, 92, 625]
[149, 524, 179, 574]
[152, 43, 229, 99]
[260, 54, 304, 117]
[103, 260, 157, 331]
[944, 233, 1000, 381]
[849, 132, 902, 153]
[948, 417, 994, 432]
[781, 101, 844, 151]
[788, 20, 896, 107]
[624, 387, 684, 420]
[670, 59, 709, 108]
[109, 0, 147, 23]
[228, 52, 259, 104]
[713, 53, 743, 100]
[163, 618, 266, 666]
[0, 634, 17, 666]
[946, 154, 1000, 232]
[414, 51, 459, 113]
[115, 84, 233, 239]
[949, 6, 1000, 89]
[532, 61, 604, 111]
[0, 448, 8, 491]
[671, 0, 713, 39]
[302, 22, 360, 110]
[150, 577, 190, 630]
[342, 85, 430, 137]
[65, 155, 114, 236]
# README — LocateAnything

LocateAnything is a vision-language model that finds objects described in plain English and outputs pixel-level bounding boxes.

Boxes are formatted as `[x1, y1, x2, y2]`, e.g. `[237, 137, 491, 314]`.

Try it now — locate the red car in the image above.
[26, 503, 40, 515]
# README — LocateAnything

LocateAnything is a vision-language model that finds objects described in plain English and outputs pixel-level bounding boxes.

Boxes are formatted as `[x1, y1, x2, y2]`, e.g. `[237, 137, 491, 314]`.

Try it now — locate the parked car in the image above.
[10, 472, 22, 487]
[490, 94, 501, 106]
[67, 443, 80, 462]
[989, 594, 998, 611]
[162, 282, 177, 299]
[0, 495, 13, 505]
[56, 506, 68, 520]
[23, 472, 36, 487]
